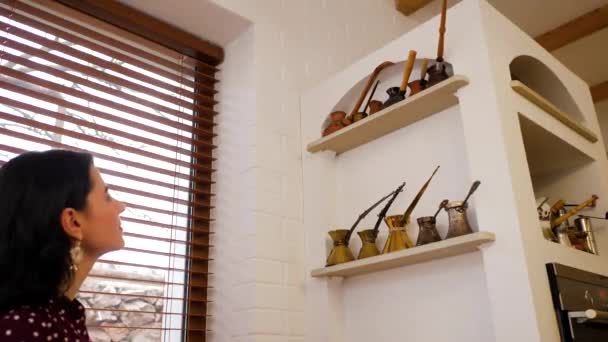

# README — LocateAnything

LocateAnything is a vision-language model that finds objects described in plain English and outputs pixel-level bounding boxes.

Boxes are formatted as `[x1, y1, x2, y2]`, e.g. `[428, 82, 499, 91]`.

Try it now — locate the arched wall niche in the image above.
[510, 55, 584, 122]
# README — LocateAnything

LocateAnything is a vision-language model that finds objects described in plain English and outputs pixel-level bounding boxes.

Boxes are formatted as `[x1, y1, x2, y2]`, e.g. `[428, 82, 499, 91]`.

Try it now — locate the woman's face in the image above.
[79, 166, 126, 257]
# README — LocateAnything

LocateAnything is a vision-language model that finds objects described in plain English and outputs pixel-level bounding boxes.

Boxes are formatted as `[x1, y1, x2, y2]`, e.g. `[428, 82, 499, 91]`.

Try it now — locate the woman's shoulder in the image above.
[0, 297, 88, 341]
[0, 302, 51, 340]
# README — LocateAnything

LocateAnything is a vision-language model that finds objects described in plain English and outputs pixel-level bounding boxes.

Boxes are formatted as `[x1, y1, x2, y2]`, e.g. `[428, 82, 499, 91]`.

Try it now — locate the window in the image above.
[0, 0, 220, 340]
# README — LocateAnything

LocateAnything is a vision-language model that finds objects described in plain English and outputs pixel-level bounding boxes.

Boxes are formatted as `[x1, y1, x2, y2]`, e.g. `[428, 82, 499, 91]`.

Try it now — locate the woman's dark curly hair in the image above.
[0, 150, 93, 310]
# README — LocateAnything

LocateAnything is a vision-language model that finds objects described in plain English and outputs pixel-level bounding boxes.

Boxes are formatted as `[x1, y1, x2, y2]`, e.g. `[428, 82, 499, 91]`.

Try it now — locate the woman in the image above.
[0, 150, 125, 341]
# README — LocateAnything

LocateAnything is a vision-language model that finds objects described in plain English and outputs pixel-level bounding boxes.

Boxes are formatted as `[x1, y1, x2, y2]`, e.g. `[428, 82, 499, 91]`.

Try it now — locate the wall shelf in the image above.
[311, 231, 495, 278]
[306, 75, 469, 154]
[511, 80, 598, 143]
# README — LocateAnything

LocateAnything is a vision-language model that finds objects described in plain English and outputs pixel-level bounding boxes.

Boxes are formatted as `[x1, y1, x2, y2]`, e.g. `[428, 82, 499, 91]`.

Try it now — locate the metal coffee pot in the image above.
[416, 216, 442, 246]
[326, 229, 354, 266]
[445, 181, 480, 238]
[415, 199, 447, 246]
[444, 201, 473, 238]
[574, 216, 600, 255]
[382, 167, 440, 253]
[357, 229, 380, 259]
[554, 208, 573, 247]
[382, 215, 414, 253]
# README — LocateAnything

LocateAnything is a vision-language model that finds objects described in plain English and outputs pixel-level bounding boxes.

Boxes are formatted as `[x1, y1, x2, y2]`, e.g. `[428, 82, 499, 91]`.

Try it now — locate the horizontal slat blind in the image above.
[0, 0, 216, 340]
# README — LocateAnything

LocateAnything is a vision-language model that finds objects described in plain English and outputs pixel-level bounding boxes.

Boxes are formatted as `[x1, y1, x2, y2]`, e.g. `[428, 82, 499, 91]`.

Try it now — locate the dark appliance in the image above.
[547, 263, 608, 341]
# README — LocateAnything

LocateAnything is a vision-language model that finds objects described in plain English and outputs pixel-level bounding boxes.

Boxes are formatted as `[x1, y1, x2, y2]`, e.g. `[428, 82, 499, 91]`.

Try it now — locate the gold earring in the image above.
[70, 240, 83, 272]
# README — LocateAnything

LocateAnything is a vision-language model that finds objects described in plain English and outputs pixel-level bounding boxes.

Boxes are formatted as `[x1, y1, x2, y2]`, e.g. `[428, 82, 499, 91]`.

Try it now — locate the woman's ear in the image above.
[60, 208, 84, 241]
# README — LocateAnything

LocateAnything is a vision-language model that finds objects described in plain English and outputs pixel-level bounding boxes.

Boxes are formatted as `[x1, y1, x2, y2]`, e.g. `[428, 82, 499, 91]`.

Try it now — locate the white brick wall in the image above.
[211, 26, 256, 342]
[211, 0, 419, 340]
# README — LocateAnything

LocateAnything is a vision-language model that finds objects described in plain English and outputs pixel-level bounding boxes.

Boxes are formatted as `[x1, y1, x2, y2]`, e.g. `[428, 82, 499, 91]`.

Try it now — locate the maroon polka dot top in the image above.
[0, 296, 90, 341]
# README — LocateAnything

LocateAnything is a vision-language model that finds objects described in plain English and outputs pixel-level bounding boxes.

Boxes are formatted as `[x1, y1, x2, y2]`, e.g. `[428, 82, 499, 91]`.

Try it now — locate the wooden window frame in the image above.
[52, 0, 222, 339]
[54, 0, 224, 65]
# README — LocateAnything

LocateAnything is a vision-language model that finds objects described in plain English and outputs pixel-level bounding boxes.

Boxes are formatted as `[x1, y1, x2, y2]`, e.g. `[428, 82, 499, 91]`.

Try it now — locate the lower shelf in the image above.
[311, 231, 495, 278]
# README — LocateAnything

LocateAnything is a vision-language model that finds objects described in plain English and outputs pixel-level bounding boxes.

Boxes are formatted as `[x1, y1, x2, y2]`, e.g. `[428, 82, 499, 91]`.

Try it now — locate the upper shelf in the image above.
[311, 231, 495, 278]
[306, 75, 469, 154]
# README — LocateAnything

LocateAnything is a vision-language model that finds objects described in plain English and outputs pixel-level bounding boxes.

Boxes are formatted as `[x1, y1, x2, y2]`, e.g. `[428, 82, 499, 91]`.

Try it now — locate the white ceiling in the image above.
[552, 27, 608, 88]
[119, 0, 607, 88]
[488, 0, 608, 37]
[406, 0, 608, 39]
[117, 0, 251, 46]
[390, 0, 608, 88]
[487, 0, 608, 88]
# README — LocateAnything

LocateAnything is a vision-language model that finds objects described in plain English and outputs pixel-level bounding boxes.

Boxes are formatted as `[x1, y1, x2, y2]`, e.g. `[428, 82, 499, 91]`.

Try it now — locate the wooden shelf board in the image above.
[310, 231, 495, 278]
[307, 75, 469, 154]
[510, 80, 598, 143]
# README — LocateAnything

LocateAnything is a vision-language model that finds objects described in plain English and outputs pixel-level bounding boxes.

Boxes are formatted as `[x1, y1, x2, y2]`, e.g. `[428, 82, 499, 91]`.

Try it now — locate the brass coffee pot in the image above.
[326, 185, 403, 266]
[382, 215, 414, 253]
[358, 182, 406, 259]
[382, 166, 440, 253]
[357, 229, 380, 259]
[326, 229, 355, 266]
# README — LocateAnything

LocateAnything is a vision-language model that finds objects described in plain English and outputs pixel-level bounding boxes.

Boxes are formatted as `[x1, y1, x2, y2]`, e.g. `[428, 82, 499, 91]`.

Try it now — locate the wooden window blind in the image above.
[0, 0, 221, 340]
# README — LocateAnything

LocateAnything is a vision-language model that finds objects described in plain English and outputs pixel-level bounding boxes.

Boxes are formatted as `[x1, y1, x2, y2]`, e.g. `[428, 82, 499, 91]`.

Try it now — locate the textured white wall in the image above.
[211, 27, 256, 342]
[477, 1, 608, 341]
[209, 1, 418, 341]
[335, 110, 494, 342]
[299, 2, 505, 340]
[299, 0, 608, 340]
[213, 1, 605, 340]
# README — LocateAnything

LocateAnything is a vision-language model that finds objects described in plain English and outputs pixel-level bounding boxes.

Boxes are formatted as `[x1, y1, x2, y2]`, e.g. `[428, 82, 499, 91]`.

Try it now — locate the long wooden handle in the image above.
[349, 61, 394, 118]
[400, 50, 417, 92]
[363, 80, 380, 113]
[420, 58, 429, 80]
[401, 165, 440, 225]
[552, 195, 599, 228]
[437, 0, 448, 60]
